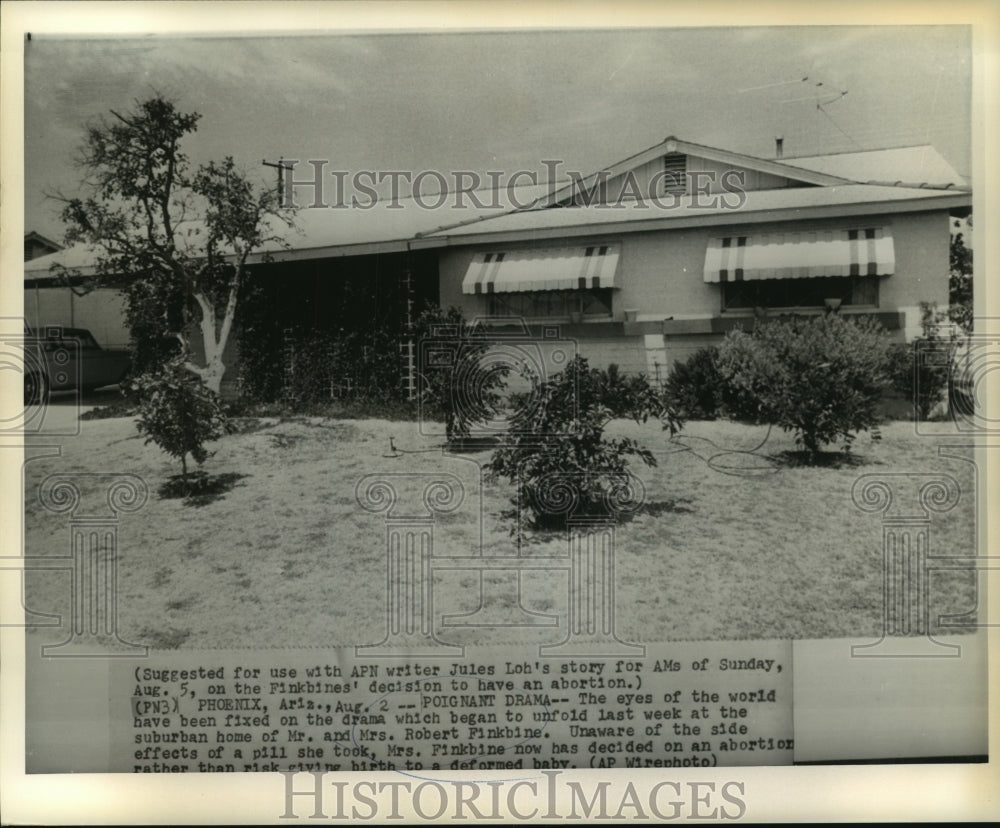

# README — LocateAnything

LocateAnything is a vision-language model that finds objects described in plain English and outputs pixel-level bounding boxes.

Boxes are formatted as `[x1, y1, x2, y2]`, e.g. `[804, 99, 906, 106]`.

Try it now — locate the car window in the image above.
[45, 331, 100, 349]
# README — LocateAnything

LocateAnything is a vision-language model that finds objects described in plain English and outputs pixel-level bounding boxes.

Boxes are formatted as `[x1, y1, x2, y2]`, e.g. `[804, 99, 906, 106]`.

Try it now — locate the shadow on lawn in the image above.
[517, 497, 696, 543]
[771, 450, 882, 469]
[158, 471, 248, 507]
[638, 498, 695, 516]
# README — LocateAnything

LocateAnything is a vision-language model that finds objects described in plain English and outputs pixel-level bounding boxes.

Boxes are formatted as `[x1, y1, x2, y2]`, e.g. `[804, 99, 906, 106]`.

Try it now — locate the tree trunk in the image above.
[188, 285, 237, 396]
[199, 359, 226, 396]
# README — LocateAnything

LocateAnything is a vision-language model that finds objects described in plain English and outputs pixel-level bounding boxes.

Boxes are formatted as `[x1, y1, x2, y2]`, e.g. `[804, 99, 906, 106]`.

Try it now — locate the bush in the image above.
[717, 314, 891, 456]
[237, 322, 405, 407]
[487, 356, 680, 529]
[129, 358, 232, 486]
[663, 346, 770, 422]
[888, 303, 957, 421]
[412, 306, 512, 444]
[662, 347, 724, 420]
[234, 275, 415, 407]
[595, 363, 667, 420]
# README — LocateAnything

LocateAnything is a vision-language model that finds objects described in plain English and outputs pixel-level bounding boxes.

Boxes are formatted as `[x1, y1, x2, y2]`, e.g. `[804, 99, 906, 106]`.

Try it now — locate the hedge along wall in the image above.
[234, 250, 439, 404]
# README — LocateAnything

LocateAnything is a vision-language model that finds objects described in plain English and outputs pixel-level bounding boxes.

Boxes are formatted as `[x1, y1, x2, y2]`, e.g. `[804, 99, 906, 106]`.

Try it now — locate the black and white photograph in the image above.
[2, 1, 997, 823]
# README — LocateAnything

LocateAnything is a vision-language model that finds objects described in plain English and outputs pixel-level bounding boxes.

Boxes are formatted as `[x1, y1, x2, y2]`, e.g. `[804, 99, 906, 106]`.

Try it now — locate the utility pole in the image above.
[262, 158, 295, 204]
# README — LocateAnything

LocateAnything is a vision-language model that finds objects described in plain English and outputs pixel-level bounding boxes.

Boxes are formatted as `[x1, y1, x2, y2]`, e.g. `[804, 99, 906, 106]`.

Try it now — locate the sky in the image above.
[24, 25, 972, 242]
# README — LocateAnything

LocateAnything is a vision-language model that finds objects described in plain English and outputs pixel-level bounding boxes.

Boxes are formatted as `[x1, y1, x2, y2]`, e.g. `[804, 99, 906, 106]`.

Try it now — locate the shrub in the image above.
[662, 346, 770, 422]
[595, 363, 668, 420]
[412, 306, 512, 444]
[888, 303, 958, 421]
[662, 347, 724, 420]
[487, 356, 680, 529]
[237, 321, 406, 407]
[129, 358, 232, 486]
[234, 274, 414, 407]
[716, 314, 891, 456]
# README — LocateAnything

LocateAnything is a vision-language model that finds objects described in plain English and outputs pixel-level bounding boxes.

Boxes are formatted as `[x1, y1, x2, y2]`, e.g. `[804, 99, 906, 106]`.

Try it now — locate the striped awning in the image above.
[461, 245, 620, 294]
[703, 228, 894, 283]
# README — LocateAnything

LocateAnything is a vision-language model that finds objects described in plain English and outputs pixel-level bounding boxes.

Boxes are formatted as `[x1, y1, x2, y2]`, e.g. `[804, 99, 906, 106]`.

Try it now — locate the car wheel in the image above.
[24, 371, 49, 407]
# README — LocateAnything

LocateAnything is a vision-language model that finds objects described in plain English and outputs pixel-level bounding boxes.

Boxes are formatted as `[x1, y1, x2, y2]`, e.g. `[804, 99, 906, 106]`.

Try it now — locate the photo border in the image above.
[2, 0, 997, 823]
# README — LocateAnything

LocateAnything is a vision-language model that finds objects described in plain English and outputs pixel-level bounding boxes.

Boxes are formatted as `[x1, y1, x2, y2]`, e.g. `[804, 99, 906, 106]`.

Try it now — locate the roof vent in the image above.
[775, 137, 784, 159]
[663, 153, 687, 196]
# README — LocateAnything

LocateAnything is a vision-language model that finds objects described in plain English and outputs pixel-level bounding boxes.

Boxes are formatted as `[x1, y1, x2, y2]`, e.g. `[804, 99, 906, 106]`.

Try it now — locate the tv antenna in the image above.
[760, 75, 859, 149]
[773, 75, 848, 106]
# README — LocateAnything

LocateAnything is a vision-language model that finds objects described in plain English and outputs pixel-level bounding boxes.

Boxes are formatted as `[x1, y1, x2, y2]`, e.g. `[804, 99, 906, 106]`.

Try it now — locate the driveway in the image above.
[21, 387, 127, 442]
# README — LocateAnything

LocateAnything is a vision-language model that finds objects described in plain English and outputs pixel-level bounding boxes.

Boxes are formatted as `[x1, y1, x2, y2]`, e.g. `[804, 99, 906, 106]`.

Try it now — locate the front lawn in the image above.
[23, 414, 978, 649]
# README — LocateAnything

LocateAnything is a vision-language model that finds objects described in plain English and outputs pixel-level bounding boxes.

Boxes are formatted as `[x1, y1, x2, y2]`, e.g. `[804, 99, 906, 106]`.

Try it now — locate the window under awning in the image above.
[703, 228, 894, 283]
[461, 245, 621, 294]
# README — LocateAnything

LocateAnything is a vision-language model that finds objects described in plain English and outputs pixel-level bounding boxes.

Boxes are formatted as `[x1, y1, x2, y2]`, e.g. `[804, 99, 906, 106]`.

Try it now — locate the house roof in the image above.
[23, 137, 970, 275]
[24, 231, 63, 250]
[24, 183, 556, 278]
[421, 184, 970, 245]
[532, 135, 851, 210]
[776, 145, 968, 189]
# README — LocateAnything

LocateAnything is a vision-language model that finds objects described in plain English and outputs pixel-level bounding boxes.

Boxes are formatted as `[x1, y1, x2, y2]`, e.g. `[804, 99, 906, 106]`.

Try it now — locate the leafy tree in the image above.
[51, 96, 294, 393]
[129, 357, 232, 487]
[487, 356, 680, 529]
[717, 314, 891, 457]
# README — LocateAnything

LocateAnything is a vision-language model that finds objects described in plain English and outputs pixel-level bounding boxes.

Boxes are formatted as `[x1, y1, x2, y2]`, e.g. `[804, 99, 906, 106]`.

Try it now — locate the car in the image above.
[23, 326, 131, 405]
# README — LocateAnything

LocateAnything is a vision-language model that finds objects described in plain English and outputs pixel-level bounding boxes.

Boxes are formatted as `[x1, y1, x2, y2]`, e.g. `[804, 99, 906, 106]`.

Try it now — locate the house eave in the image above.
[425, 193, 971, 248]
[23, 191, 970, 273]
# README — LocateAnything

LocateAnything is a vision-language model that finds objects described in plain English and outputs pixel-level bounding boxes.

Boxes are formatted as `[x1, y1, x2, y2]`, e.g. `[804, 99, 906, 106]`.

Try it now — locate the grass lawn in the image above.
[23, 413, 979, 650]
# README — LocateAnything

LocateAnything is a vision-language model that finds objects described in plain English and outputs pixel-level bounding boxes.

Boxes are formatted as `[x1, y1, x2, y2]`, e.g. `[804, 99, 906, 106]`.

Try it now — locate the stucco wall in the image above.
[441, 208, 951, 321]
[880, 210, 951, 307]
[438, 208, 953, 376]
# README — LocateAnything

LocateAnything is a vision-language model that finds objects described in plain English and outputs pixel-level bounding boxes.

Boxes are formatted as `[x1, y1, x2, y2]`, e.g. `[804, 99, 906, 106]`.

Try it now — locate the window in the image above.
[488, 288, 613, 319]
[722, 275, 879, 311]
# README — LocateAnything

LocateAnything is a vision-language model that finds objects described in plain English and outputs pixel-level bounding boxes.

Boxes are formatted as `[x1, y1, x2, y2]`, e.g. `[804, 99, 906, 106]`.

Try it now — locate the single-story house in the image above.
[24, 231, 63, 262]
[23, 135, 970, 391]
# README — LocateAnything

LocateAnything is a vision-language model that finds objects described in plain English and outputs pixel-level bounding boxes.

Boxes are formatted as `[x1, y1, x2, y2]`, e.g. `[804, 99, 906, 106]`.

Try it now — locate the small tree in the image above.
[717, 314, 891, 457]
[52, 96, 294, 394]
[487, 357, 680, 529]
[130, 358, 231, 488]
[412, 307, 512, 444]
